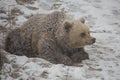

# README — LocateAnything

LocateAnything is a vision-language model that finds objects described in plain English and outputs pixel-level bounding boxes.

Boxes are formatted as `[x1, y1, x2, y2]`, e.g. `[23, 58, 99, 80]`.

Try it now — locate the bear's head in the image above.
[64, 17, 96, 48]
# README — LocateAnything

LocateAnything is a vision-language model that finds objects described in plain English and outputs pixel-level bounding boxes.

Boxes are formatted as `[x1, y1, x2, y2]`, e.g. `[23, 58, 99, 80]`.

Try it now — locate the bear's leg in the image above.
[71, 48, 89, 63]
[5, 29, 24, 56]
[37, 39, 73, 65]
[41, 51, 73, 65]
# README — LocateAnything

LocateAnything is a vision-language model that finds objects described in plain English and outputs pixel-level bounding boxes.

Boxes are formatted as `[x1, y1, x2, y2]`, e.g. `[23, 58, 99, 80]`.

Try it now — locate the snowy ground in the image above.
[0, 0, 120, 80]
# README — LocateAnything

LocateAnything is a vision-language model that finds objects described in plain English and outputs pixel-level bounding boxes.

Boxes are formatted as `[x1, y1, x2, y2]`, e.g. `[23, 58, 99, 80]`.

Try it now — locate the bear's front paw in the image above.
[71, 51, 89, 63]
[55, 55, 73, 66]
[62, 56, 73, 66]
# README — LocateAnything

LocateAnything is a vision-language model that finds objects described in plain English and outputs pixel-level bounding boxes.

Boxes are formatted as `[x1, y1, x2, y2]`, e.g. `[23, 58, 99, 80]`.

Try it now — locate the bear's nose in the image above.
[92, 38, 96, 43]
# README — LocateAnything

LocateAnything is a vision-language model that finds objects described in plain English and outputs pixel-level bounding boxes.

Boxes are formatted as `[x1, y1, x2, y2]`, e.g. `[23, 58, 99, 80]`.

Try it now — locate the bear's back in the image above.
[5, 11, 66, 56]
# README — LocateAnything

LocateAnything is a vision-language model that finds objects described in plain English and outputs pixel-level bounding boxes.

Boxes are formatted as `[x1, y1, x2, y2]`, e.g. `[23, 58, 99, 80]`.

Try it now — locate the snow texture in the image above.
[0, 0, 120, 80]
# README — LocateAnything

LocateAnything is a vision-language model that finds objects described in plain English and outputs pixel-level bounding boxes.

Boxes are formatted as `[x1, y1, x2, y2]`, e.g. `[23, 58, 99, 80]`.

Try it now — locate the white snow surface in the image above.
[0, 0, 120, 80]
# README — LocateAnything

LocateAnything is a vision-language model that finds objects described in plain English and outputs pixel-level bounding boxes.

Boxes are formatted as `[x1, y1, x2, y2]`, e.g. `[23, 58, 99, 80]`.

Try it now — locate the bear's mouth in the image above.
[86, 37, 96, 45]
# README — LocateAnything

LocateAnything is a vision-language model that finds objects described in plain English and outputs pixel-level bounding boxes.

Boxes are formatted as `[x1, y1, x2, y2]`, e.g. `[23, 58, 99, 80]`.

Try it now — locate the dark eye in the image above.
[80, 32, 86, 37]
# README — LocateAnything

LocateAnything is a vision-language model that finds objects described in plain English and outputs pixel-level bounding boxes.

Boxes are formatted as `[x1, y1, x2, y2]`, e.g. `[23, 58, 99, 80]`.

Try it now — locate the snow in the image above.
[0, 0, 120, 80]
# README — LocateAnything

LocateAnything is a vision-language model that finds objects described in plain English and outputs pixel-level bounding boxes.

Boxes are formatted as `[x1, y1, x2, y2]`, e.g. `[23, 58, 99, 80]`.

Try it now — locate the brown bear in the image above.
[5, 11, 95, 65]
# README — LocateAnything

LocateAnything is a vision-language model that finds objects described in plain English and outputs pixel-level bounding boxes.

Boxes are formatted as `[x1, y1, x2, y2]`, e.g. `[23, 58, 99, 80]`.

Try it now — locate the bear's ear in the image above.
[64, 21, 73, 32]
[79, 17, 85, 24]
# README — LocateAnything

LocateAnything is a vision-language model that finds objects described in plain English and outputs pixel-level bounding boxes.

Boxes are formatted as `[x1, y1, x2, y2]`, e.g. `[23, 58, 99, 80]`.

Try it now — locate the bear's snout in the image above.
[92, 37, 96, 43]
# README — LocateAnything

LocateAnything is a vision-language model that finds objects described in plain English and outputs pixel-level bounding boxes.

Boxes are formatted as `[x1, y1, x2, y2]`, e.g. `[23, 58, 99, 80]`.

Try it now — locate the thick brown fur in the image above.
[5, 11, 94, 65]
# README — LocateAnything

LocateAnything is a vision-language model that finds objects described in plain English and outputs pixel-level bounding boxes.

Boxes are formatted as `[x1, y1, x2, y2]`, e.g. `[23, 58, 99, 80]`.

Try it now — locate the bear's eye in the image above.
[80, 32, 86, 37]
